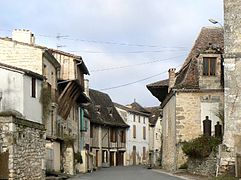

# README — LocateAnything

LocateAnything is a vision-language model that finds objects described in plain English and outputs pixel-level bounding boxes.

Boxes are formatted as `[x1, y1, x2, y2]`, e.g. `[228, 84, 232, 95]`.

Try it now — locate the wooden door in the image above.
[96, 150, 98, 167]
[117, 151, 124, 166]
[0, 151, 9, 179]
[133, 146, 136, 165]
[110, 152, 115, 166]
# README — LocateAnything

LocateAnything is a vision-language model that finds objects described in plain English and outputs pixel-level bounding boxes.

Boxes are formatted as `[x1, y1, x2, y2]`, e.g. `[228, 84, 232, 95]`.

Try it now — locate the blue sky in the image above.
[0, 0, 223, 107]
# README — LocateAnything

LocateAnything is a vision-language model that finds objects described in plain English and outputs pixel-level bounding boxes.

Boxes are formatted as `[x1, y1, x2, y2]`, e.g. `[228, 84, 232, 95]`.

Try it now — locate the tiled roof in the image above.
[88, 89, 129, 127]
[174, 27, 224, 89]
[114, 102, 150, 117]
[126, 102, 150, 114]
[145, 106, 161, 126]
[146, 27, 224, 102]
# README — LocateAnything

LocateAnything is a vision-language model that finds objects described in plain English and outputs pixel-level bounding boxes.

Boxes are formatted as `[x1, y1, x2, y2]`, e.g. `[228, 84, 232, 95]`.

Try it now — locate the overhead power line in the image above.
[91, 55, 185, 72]
[70, 49, 188, 54]
[99, 64, 182, 91]
[0, 28, 188, 49]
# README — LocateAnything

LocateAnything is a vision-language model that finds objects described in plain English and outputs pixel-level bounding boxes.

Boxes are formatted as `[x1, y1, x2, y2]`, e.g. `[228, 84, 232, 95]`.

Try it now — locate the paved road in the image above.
[69, 166, 184, 180]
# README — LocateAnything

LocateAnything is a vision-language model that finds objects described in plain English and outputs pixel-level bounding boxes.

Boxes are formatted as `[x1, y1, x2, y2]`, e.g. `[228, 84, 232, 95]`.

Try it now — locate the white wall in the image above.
[23, 75, 42, 123]
[0, 67, 42, 123]
[0, 68, 24, 114]
[116, 107, 149, 165]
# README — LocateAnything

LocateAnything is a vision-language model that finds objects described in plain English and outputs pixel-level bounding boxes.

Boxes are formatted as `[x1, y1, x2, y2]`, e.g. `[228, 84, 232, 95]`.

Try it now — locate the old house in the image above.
[115, 101, 150, 166]
[0, 29, 90, 175]
[146, 107, 162, 167]
[89, 89, 129, 168]
[0, 62, 45, 179]
[0, 29, 61, 174]
[50, 49, 90, 174]
[147, 27, 224, 171]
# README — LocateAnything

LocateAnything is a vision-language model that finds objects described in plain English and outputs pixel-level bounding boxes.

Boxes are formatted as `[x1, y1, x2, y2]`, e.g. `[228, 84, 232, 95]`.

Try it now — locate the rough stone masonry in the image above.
[0, 115, 45, 179]
[220, 0, 241, 176]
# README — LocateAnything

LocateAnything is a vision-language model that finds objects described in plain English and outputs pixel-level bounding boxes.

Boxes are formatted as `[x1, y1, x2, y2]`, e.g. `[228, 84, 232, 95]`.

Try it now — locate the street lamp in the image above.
[208, 18, 223, 29]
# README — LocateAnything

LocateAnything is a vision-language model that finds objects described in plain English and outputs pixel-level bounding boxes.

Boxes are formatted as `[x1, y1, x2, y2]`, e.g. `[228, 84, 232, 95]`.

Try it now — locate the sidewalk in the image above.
[151, 168, 209, 180]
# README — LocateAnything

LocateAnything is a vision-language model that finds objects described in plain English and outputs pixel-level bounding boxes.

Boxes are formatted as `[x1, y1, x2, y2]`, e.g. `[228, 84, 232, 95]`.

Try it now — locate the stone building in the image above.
[146, 107, 162, 167]
[0, 29, 61, 174]
[115, 101, 150, 166]
[219, 0, 241, 176]
[147, 27, 224, 171]
[0, 63, 45, 179]
[0, 29, 90, 175]
[88, 89, 129, 168]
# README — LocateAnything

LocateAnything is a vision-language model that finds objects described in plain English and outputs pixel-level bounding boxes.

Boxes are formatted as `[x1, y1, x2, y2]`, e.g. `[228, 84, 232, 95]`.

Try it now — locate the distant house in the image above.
[0, 62, 45, 179]
[146, 107, 162, 167]
[115, 101, 150, 166]
[88, 89, 129, 168]
[147, 27, 224, 171]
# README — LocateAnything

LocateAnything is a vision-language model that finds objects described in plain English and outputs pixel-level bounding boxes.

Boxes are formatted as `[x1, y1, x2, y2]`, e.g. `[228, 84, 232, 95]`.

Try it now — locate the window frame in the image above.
[203, 57, 217, 76]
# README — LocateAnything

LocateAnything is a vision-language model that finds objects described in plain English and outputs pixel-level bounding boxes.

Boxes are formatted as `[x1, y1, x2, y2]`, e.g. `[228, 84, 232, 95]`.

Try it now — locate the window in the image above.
[133, 125, 136, 138]
[120, 130, 126, 143]
[31, 77, 36, 98]
[138, 116, 141, 123]
[203, 57, 216, 76]
[143, 147, 146, 160]
[143, 117, 145, 124]
[110, 128, 117, 142]
[90, 125, 93, 138]
[133, 114, 136, 122]
[143, 126, 146, 140]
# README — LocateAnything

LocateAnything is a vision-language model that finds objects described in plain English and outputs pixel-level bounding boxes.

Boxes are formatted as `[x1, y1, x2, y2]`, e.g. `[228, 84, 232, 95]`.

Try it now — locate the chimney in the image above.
[84, 79, 89, 97]
[168, 68, 176, 92]
[12, 29, 35, 45]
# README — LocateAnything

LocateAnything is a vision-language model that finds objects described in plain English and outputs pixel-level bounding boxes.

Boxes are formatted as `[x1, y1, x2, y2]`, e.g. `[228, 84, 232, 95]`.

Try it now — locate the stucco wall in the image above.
[0, 67, 42, 123]
[116, 107, 149, 166]
[23, 75, 42, 123]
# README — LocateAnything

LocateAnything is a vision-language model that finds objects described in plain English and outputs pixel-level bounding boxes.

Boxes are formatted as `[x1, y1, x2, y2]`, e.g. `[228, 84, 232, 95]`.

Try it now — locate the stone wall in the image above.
[162, 95, 176, 171]
[0, 115, 45, 179]
[187, 152, 217, 177]
[222, 0, 241, 176]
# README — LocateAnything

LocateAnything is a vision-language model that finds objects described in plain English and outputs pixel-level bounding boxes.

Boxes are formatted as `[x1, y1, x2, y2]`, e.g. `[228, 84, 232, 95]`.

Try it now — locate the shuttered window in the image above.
[143, 126, 146, 140]
[31, 77, 36, 98]
[120, 130, 126, 143]
[110, 128, 117, 142]
[203, 57, 216, 76]
[143, 147, 146, 160]
[133, 125, 136, 138]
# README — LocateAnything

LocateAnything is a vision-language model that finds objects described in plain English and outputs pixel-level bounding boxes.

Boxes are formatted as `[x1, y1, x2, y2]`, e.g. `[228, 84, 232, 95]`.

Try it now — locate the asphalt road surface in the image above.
[69, 166, 184, 180]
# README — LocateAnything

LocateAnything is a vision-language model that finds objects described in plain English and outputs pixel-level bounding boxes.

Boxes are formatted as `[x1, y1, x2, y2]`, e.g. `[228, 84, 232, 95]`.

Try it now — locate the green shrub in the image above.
[182, 135, 221, 159]
[74, 152, 83, 164]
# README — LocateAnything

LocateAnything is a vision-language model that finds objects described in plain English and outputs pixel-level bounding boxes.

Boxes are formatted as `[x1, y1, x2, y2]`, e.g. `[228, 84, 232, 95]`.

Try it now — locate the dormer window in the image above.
[107, 107, 113, 116]
[203, 57, 216, 76]
[95, 105, 101, 113]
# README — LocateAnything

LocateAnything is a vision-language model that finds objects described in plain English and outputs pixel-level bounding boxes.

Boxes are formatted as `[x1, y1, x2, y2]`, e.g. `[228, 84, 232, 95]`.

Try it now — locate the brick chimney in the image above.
[84, 79, 90, 97]
[168, 68, 176, 92]
[12, 29, 35, 44]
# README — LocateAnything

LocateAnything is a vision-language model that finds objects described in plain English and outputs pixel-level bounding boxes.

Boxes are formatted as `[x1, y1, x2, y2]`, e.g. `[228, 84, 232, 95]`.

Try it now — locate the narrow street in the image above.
[69, 166, 184, 180]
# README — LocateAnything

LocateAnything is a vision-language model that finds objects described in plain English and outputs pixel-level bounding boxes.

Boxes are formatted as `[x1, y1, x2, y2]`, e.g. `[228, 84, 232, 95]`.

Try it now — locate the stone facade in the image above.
[221, 0, 241, 176]
[187, 152, 217, 177]
[220, 0, 241, 174]
[162, 91, 224, 171]
[0, 115, 45, 179]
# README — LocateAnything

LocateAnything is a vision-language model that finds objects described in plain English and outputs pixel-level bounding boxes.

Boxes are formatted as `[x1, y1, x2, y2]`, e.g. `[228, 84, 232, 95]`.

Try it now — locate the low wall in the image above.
[0, 115, 45, 179]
